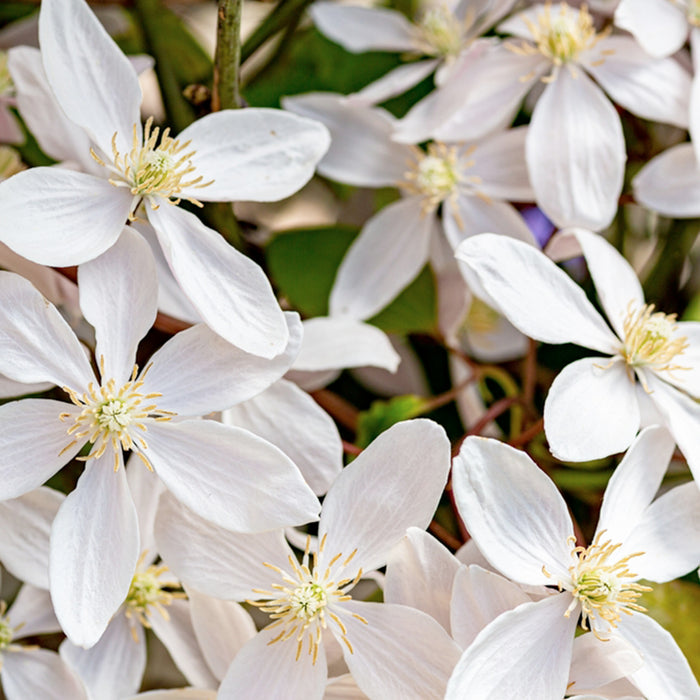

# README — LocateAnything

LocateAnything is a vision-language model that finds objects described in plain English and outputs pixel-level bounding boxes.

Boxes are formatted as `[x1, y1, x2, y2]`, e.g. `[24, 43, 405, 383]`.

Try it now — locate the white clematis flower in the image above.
[450, 429, 700, 700]
[456, 229, 700, 468]
[0, 228, 320, 647]
[0, 0, 329, 358]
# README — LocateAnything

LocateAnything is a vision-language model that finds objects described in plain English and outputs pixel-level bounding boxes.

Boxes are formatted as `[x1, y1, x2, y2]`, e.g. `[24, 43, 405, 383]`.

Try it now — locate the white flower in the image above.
[0, 228, 320, 646]
[450, 428, 700, 699]
[456, 229, 700, 468]
[0, 0, 330, 358]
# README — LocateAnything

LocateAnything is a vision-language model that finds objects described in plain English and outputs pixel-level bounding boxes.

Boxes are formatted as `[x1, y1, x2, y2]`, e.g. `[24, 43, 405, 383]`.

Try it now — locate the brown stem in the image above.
[311, 389, 359, 432]
[428, 520, 463, 551]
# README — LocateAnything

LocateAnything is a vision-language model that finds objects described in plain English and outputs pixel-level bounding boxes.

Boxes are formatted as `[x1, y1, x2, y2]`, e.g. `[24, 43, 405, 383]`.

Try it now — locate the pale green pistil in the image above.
[96, 399, 133, 431]
[419, 6, 463, 57]
[291, 582, 327, 620]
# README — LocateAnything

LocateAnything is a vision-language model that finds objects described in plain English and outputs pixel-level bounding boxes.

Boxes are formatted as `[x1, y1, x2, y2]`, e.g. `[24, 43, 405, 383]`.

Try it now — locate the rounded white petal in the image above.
[1, 648, 87, 700]
[527, 70, 625, 231]
[690, 31, 700, 162]
[39, 0, 141, 156]
[452, 436, 573, 585]
[329, 197, 435, 320]
[222, 379, 342, 496]
[0, 486, 63, 589]
[336, 601, 461, 700]
[544, 357, 640, 461]
[79, 227, 158, 384]
[7, 584, 61, 638]
[310, 3, 418, 53]
[282, 94, 411, 187]
[146, 420, 320, 532]
[614, 0, 688, 57]
[125, 456, 164, 560]
[318, 419, 451, 576]
[50, 455, 140, 648]
[148, 203, 288, 358]
[455, 234, 619, 353]
[178, 109, 330, 202]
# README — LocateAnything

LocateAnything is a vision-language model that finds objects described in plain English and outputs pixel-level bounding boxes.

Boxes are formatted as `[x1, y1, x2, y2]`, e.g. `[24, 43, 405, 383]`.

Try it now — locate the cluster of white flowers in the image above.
[0, 0, 699, 698]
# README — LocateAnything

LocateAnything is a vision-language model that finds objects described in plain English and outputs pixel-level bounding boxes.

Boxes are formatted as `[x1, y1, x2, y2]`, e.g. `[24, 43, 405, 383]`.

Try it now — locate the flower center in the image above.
[528, 3, 600, 64]
[91, 116, 213, 219]
[464, 298, 501, 335]
[59, 362, 175, 472]
[0, 146, 24, 181]
[249, 535, 367, 664]
[685, 0, 700, 26]
[417, 5, 464, 57]
[562, 532, 650, 640]
[620, 303, 689, 376]
[0, 602, 13, 652]
[0, 51, 14, 98]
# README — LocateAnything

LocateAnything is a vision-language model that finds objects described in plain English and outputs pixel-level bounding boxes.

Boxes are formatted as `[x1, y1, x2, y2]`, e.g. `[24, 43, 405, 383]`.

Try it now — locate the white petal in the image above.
[614, 0, 688, 57]
[59, 615, 146, 700]
[222, 379, 342, 496]
[148, 598, 218, 689]
[50, 455, 140, 647]
[0, 168, 130, 266]
[319, 419, 450, 576]
[667, 322, 700, 397]
[155, 492, 293, 599]
[324, 674, 368, 699]
[218, 626, 327, 700]
[0, 400, 83, 500]
[146, 420, 320, 532]
[449, 564, 531, 648]
[7, 585, 61, 638]
[337, 601, 461, 700]
[633, 143, 700, 218]
[348, 60, 440, 106]
[293, 317, 400, 372]
[1, 648, 87, 700]
[282, 94, 411, 187]
[455, 234, 619, 352]
[690, 31, 700, 162]
[141, 312, 301, 416]
[310, 3, 418, 53]
[329, 197, 434, 320]
[125, 456, 164, 560]
[618, 614, 700, 700]
[552, 228, 644, 338]
[544, 358, 640, 461]
[127, 692, 216, 700]
[584, 37, 690, 128]
[78, 228, 158, 384]
[445, 594, 577, 700]
[188, 588, 257, 681]
[148, 203, 288, 358]
[0, 375, 53, 399]
[597, 425, 674, 547]
[568, 633, 643, 693]
[527, 70, 625, 230]
[0, 271, 93, 389]
[179, 109, 330, 202]
[0, 486, 63, 589]
[452, 436, 573, 585]
[384, 527, 460, 633]
[39, 0, 141, 156]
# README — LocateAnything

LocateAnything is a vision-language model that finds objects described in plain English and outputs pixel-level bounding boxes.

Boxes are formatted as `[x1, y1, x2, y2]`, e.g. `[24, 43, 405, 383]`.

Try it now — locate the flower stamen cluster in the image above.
[682, 0, 700, 26]
[0, 52, 14, 98]
[0, 602, 13, 653]
[416, 5, 465, 58]
[59, 361, 175, 471]
[249, 535, 367, 664]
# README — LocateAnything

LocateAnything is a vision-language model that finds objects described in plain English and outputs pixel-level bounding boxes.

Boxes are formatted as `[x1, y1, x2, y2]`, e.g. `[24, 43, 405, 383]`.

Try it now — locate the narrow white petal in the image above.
[384, 527, 461, 633]
[179, 109, 330, 202]
[0, 168, 130, 266]
[329, 197, 435, 320]
[348, 60, 440, 106]
[292, 317, 400, 372]
[50, 455, 140, 647]
[222, 379, 342, 496]
[445, 595, 577, 700]
[148, 203, 288, 358]
[7, 585, 61, 638]
[146, 420, 320, 532]
[337, 601, 461, 700]
[0, 400, 83, 500]
[310, 3, 418, 53]
[1, 648, 87, 700]
[59, 616, 146, 700]
[0, 376, 53, 399]
[614, 0, 688, 57]
[452, 436, 573, 585]
[455, 234, 619, 353]
[527, 71, 625, 230]
[154, 492, 293, 600]
[318, 419, 450, 575]
[617, 614, 700, 700]
[544, 358, 640, 461]
[218, 626, 327, 700]
[79, 228, 158, 384]
[39, 0, 141, 156]
[188, 588, 257, 681]
[585, 37, 690, 128]
[0, 486, 63, 589]
[282, 94, 411, 187]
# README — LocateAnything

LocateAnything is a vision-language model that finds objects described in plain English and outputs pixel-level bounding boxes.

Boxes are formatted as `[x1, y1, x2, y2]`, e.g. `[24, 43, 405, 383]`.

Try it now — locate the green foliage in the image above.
[0, 4, 36, 25]
[356, 395, 430, 448]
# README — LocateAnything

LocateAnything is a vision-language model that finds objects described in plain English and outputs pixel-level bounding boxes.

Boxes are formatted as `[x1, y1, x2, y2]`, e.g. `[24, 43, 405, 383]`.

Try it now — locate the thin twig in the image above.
[212, 0, 244, 111]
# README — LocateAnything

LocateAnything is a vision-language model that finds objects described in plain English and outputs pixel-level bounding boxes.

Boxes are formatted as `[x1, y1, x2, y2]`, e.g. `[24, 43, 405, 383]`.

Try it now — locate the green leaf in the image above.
[356, 395, 431, 448]
[683, 292, 700, 322]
